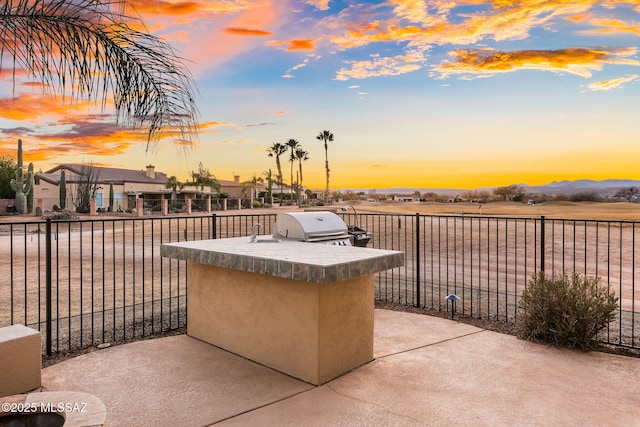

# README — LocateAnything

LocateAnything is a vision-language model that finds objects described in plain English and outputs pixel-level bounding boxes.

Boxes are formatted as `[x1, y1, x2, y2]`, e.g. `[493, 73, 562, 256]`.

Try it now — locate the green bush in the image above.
[517, 271, 618, 350]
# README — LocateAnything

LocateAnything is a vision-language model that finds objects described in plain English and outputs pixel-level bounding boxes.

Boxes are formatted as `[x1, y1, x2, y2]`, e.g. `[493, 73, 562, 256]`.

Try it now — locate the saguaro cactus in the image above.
[9, 139, 33, 214]
[59, 170, 67, 209]
[109, 182, 114, 212]
[26, 163, 34, 214]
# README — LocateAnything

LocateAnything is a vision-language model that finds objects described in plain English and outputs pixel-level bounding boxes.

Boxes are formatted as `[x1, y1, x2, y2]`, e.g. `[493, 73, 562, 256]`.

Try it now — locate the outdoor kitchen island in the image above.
[160, 236, 403, 385]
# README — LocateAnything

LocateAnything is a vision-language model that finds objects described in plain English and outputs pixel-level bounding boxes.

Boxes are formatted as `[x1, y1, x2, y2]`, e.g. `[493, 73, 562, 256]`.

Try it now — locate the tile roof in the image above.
[38, 164, 168, 185]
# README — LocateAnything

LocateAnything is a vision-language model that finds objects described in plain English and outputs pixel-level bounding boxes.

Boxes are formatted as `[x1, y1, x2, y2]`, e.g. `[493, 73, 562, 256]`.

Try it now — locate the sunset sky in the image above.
[1, 0, 640, 190]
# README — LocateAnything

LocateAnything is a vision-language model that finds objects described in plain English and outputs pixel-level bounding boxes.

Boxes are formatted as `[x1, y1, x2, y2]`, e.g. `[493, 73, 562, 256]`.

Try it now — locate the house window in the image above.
[95, 193, 103, 207]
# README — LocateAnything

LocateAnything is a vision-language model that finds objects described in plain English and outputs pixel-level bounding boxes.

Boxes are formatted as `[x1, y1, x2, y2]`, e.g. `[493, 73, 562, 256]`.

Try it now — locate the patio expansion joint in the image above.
[376, 329, 488, 360]
[324, 382, 426, 425]
[206, 386, 316, 425]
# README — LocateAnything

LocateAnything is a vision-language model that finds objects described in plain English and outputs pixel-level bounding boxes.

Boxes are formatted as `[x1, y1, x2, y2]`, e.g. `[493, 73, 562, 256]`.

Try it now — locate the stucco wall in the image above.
[187, 263, 374, 385]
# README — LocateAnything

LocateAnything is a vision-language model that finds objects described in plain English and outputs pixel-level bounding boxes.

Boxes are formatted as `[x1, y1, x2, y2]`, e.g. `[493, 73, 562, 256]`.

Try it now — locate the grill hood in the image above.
[274, 212, 351, 243]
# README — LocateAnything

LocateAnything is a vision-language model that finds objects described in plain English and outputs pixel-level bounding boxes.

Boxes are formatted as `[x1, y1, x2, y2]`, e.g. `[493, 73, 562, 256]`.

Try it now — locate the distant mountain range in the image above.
[522, 179, 640, 196]
[345, 179, 640, 196]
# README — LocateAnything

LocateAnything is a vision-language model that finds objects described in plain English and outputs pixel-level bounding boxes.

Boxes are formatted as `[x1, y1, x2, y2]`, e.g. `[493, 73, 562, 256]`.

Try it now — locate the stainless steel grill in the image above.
[274, 212, 353, 246]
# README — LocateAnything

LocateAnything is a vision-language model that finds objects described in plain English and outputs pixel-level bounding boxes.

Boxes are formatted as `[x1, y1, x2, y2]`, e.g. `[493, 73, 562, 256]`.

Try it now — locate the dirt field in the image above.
[350, 200, 640, 221]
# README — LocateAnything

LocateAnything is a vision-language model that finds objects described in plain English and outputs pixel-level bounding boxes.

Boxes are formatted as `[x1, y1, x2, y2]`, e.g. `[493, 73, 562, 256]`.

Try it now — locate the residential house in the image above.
[33, 164, 262, 213]
[392, 194, 420, 202]
[34, 164, 170, 212]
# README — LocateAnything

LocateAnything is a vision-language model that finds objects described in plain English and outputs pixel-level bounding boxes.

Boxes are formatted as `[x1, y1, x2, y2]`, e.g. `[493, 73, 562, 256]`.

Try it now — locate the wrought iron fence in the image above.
[1, 211, 638, 355]
[344, 212, 639, 349]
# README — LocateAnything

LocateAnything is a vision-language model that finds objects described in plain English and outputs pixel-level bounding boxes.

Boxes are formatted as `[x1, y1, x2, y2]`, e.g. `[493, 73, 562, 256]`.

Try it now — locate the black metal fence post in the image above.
[45, 218, 52, 356]
[212, 213, 217, 239]
[415, 212, 421, 307]
[540, 215, 545, 273]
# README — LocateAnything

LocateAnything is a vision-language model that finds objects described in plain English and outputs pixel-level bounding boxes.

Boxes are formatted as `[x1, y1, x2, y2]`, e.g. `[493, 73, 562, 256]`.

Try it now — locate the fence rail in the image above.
[1, 211, 638, 355]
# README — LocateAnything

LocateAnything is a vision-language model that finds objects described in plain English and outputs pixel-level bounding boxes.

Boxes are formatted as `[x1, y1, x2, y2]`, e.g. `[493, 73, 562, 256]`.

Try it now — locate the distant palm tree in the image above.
[241, 174, 264, 203]
[263, 169, 273, 201]
[0, 0, 199, 147]
[192, 162, 219, 197]
[286, 139, 300, 201]
[316, 130, 334, 203]
[165, 176, 184, 202]
[267, 142, 287, 204]
[295, 147, 309, 205]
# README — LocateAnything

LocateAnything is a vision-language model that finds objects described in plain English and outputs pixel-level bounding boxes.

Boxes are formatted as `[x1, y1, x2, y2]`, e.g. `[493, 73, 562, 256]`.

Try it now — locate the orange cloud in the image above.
[287, 39, 315, 50]
[224, 27, 272, 36]
[389, 0, 429, 23]
[267, 38, 316, 51]
[586, 17, 640, 35]
[199, 121, 235, 130]
[0, 94, 94, 122]
[131, 0, 250, 16]
[0, 95, 211, 160]
[434, 47, 640, 79]
[0, 125, 138, 163]
[0, 69, 28, 80]
[327, 1, 594, 51]
[565, 13, 592, 23]
[588, 74, 639, 91]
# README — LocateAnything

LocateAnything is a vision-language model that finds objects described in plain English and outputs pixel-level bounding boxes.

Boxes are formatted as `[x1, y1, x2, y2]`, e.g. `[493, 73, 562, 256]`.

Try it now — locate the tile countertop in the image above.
[160, 237, 404, 284]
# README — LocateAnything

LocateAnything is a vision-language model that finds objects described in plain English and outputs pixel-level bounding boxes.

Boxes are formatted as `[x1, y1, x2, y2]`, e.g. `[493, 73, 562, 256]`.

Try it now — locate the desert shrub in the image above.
[152, 204, 162, 211]
[517, 271, 618, 350]
[569, 191, 601, 202]
[42, 209, 78, 220]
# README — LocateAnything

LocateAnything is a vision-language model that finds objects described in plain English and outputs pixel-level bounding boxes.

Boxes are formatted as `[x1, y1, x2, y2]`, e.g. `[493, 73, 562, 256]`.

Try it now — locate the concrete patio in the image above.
[39, 309, 640, 426]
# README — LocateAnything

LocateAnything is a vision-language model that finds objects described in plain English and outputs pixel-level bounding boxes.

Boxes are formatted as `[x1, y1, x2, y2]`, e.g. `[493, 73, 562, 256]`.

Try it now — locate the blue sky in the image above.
[1, 0, 640, 190]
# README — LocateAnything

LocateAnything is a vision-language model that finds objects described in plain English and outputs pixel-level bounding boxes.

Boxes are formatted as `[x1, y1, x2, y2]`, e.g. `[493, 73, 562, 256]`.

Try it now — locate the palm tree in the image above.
[286, 138, 300, 203]
[267, 143, 287, 204]
[0, 0, 199, 148]
[192, 162, 219, 198]
[316, 130, 334, 203]
[263, 169, 273, 202]
[295, 147, 309, 205]
[241, 174, 264, 205]
[165, 176, 184, 202]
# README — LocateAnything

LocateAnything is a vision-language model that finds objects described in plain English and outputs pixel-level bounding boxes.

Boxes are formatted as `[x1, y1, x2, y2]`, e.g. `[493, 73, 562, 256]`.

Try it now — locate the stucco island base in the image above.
[188, 263, 374, 385]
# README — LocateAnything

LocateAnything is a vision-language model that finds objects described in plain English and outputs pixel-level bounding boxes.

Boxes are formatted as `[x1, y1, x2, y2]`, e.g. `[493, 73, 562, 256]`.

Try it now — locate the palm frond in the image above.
[0, 0, 199, 149]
